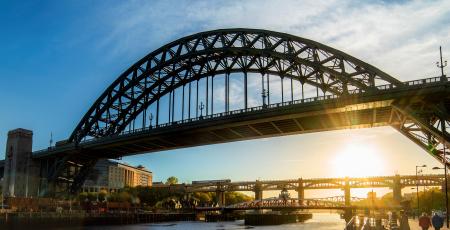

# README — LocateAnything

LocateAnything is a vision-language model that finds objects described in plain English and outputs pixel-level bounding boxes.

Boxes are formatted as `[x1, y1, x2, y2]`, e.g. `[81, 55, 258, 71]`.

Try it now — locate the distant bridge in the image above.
[154, 174, 445, 206]
[2, 28, 448, 197]
[196, 197, 349, 211]
[195, 196, 391, 212]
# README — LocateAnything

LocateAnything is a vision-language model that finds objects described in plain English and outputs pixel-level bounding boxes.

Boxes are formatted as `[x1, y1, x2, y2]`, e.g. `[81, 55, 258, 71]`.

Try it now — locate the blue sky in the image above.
[1, 0, 450, 197]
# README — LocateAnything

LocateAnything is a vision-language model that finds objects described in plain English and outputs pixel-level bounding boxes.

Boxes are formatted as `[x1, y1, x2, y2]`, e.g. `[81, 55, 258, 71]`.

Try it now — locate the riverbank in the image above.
[0, 212, 195, 229]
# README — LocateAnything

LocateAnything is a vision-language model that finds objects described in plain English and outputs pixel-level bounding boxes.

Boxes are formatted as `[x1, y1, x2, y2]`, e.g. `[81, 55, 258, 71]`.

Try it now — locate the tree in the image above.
[166, 176, 179, 185]
[78, 192, 88, 202]
[98, 190, 108, 201]
[409, 188, 445, 213]
[109, 191, 132, 203]
[193, 192, 214, 205]
[225, 192, 253, 204]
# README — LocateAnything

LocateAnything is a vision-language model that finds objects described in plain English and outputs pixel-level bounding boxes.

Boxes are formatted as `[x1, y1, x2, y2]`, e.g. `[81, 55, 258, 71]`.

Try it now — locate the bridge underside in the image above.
[34, 81, 449, 195]
[24, 28, 450, 195]
[37, 81, 448, 159]
[48, 100, 396, 159]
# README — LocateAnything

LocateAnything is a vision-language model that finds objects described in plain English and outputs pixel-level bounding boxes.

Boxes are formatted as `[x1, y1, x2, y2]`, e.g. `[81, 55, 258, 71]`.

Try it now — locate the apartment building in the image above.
[82, 159, 152, 192]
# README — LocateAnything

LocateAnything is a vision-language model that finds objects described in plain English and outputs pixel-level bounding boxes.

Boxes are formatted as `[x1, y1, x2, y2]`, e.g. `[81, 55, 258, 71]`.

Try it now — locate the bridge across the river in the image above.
[154, 174, 445, 206]
[196, 197, 352, 211]
[1, 28, 448, 197]
[195, 196, 397, 212]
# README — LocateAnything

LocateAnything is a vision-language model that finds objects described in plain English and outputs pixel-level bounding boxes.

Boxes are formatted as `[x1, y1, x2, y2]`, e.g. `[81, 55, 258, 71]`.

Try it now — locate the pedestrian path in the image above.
[408, 219, 450, 230]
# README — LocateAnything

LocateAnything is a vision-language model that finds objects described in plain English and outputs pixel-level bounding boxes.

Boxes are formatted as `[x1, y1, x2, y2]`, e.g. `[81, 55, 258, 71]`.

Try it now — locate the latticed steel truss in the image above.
[224, 196, 368, 210]
[69, 28, 403, 144]
[155, 175, 444, 193]
[44, 29, 450, 195]
[391, 99, 450, 165]
[44, 153, 98, 195]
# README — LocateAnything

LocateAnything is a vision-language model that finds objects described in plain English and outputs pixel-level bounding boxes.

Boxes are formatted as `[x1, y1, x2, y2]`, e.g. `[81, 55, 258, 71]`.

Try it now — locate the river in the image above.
[77, 213, 346, 230]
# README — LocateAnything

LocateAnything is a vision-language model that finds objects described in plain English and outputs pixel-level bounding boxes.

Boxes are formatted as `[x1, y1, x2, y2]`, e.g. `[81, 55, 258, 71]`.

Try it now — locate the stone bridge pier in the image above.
[2, 129, 40, 198]
[343, 177, 351, 206]
[254, 180, 263, 200]
[216, 189, 226, 207]
[392, 174, 402, 203]
[296, 178, 305, 205]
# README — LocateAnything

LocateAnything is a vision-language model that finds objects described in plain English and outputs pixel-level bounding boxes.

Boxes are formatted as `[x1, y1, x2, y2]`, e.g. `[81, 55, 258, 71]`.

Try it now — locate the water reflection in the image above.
[78, 213, 345, 230]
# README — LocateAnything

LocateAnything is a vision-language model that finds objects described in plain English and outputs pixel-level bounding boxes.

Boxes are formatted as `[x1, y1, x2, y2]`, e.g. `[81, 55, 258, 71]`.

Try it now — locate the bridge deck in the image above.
[152, 174, 445, 193]
[33, 77, 449, 160]
[195, 197, 400, 211]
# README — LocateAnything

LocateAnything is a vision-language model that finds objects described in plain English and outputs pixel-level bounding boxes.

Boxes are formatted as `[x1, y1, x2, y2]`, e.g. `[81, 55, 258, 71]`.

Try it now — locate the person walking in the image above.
[431, 212, 444, 230]
[399, 210, 410, 230]
[419, 213, 432, 230]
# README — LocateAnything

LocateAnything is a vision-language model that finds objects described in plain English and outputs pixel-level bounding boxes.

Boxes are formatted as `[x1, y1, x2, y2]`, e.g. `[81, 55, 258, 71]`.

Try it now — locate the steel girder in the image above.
[158, 175, 444, 193]
[68, 159, 98, 194]
[227, 197, 346, 209]
[45, 152, 98, 195]
[391, 99, 450, 165]
[315, 196, 364, 203]
[69, 28, 403, 144]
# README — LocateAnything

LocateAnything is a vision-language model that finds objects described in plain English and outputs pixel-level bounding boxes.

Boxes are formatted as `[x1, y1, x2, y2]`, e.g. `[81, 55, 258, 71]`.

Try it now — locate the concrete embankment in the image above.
[0, 212, 196, 229]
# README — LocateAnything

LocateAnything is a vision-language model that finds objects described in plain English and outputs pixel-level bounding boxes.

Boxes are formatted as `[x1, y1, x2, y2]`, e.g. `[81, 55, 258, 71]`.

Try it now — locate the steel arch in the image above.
[69, 28, 403, 144]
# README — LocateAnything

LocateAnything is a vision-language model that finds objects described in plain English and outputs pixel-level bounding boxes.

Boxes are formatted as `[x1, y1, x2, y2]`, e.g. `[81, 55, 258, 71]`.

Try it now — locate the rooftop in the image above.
[110, 160, 152, 173]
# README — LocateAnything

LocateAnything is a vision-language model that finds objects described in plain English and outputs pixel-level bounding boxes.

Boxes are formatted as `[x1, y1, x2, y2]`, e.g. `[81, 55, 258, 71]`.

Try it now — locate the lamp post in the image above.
[149, 113, 153, 129]
[436, 46, 447, 81]
[261, 89, 268, 108]
[199, 102, 205, 118]
[411, 187, 418, 218]
[416, 165, 427, 213]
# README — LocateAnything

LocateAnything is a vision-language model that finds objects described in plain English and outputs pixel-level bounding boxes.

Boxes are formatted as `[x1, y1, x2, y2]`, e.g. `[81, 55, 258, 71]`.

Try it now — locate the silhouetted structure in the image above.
[1, 29, 448, 197]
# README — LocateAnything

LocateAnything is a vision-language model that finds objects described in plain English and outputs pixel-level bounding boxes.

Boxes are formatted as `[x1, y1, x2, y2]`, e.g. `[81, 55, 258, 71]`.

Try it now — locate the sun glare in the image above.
[332, 143, 385, 177]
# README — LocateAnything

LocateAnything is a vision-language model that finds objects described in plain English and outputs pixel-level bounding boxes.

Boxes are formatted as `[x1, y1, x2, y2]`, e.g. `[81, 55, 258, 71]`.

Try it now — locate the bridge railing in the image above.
[228, 197, 347, 209]
[106, 95, 343, 140]
[114, 76, 448, 138]
[145, 174, 446, 191]
[36, 76, 448, 148]
[349, 76, 447, 93]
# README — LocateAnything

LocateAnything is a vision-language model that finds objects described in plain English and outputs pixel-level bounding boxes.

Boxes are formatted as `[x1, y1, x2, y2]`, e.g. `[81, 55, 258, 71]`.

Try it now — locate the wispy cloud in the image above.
[95, 0, 450, 80]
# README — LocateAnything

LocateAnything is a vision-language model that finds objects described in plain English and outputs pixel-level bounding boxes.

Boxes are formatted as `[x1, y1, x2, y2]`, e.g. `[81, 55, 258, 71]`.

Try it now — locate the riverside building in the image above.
[82, 159, 152, 192]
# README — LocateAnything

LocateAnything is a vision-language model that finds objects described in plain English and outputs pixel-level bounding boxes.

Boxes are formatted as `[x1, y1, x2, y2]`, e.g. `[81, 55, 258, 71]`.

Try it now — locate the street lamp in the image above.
[149, 113, 153, 129]
[433, 165, 449, 228]
[199, 102, 205, 118]
[416, 165, 427, 213]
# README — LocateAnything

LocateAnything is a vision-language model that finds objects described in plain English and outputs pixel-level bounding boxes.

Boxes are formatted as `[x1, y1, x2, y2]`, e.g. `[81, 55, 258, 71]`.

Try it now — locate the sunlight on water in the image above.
[80, 213, 345, 230]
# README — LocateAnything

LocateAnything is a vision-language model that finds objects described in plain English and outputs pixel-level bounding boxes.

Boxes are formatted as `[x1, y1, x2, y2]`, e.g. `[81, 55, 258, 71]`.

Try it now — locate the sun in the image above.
[332, 143, 385, 177]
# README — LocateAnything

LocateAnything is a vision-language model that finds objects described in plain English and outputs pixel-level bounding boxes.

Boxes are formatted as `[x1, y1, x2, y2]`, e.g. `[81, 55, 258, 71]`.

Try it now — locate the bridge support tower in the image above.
[297, 178, 305, 205]
[393, 174, 402, 204]
[343, 177, 351, 206]
[2, 129, 40, 198]
[216, 189, 226, 207]
[254, 180, 263, 200]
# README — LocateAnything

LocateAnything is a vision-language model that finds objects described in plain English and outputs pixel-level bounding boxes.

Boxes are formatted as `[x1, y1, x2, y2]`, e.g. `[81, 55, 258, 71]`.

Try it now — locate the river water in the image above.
[80, 213, 345, 230]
